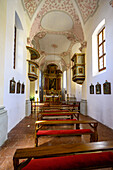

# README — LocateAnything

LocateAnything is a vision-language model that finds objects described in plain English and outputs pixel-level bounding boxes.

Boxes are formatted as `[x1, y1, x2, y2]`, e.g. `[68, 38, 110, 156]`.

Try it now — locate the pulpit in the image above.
[71, 53, 85, 84]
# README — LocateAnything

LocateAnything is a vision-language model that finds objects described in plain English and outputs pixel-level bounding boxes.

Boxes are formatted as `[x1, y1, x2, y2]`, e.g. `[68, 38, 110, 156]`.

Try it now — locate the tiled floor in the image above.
[0, 113, 113, 170]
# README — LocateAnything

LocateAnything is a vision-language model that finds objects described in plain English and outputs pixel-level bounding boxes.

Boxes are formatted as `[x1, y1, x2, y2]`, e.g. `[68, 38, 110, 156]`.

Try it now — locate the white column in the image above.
[25, 51, 31, 116]
[0, 106, 8, 146]
[35, 78, 39, 102]
[67, 67, 71, 97]
[71, 68, 76, 97]
[80, 50, 87, 115]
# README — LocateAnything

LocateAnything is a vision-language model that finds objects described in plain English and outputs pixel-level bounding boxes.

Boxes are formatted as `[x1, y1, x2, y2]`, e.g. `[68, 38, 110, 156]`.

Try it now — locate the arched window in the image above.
[92, 19, 106, 76]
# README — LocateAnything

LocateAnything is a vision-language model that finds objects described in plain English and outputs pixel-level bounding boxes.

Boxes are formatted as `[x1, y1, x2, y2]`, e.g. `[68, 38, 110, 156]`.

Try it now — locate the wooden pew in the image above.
[37, 111, 79, 121]
[35, 120, 98, 146]
[13, 141, 113, 170]
[38, 103, 80, 112]
[31, 102, 50, 113]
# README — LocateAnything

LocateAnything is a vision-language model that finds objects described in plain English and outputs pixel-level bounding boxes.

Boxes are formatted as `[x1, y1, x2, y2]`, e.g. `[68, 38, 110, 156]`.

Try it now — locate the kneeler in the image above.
[22, 151, 113, 170]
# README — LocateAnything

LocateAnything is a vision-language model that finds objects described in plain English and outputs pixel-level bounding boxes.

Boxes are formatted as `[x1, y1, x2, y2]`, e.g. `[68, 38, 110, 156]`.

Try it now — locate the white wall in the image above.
[84, 0, 113, 129]
[3, 0, 30, 132]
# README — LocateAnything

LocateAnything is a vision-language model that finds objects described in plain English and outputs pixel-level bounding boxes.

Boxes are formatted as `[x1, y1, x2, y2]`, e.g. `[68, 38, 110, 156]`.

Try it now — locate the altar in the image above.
[43, 64, 62, 103]
[45, 95, 59, 102]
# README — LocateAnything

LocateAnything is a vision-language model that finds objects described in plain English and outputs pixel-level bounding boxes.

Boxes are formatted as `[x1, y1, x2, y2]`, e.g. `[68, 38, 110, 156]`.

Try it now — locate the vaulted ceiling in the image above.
[22, 0, 99, 72]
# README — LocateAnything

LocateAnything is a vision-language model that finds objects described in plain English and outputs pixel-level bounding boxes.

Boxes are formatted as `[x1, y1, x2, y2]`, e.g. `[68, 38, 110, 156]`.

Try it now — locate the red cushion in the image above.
[37, 129, 93, 136]
[22, 152, 113, 170]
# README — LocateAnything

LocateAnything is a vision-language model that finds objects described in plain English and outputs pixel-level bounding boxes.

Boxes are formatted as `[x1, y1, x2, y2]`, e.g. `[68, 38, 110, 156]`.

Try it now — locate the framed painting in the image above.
[49, 78, 56, 90]
[21, 83, 25, 94]
[96, 82, 101, 94]
[78, 67, 83, 74]
[103, 80, 111, 94]
[16, 81, 21, 93]
[90, 84, 94, 94]
[10, 77, 16, 93]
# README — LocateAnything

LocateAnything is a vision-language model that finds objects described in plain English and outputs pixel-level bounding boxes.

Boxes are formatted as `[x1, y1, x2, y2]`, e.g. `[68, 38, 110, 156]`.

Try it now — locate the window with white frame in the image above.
[97, 27, 106, 72]
[92, 19, 106, 76]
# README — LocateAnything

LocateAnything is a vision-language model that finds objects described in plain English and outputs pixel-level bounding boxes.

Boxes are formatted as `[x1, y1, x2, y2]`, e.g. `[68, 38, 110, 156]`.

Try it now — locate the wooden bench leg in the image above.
[13, 158, 19, 170]
[71, 115, 73, 119]
[35, 136, 39, 147]
[76, 124, 80, 129]
[90, 133, 98, 142]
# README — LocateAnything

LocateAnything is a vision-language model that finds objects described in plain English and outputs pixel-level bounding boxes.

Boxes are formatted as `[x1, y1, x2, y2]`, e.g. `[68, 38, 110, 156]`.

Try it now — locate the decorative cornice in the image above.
[79, 41, 87, 52]
[36, 31, 46, 39]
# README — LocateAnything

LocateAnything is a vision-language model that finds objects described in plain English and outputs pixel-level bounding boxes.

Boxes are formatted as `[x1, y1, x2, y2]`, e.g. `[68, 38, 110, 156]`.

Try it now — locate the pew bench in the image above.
[13, 141, 113, 170]
[39, 104, 80, 112]
[35, 120, 98, 146]
[37, 111, 79, 121]
[31, 102, 50, 113]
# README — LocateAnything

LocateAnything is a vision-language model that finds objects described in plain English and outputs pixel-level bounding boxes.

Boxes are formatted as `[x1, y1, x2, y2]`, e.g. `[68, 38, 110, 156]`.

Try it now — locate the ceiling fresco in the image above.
[22, 0, 99, 71]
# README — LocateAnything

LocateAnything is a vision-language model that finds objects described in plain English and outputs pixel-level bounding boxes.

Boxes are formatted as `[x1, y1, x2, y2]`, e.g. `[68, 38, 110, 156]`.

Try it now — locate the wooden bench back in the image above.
[13, 141, 113, 170]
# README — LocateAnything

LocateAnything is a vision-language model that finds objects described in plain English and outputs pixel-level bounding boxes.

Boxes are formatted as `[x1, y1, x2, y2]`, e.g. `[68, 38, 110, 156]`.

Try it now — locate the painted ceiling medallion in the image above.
[41, 11, 73, 31]
[38, 34, 71, 54]
[51, 44, 58, 49]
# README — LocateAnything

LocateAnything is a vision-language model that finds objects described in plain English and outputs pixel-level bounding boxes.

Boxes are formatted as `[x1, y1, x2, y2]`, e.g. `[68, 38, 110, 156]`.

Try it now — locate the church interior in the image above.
[1, 0, 113, 169]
